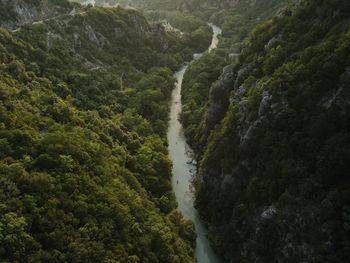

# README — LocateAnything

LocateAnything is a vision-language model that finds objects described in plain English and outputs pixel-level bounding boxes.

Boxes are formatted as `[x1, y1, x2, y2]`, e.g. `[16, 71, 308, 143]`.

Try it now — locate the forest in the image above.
[0, 1, 214, 261]
[180, 0, 350, 262]
[1, 0, 350, 262]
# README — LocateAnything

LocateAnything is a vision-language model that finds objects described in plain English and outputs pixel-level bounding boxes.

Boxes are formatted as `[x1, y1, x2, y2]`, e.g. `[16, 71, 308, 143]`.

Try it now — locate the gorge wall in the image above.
[180, 0, 350, 262]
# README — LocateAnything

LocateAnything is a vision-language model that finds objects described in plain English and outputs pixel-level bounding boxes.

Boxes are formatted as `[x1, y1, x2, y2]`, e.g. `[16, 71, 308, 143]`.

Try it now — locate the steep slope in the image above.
[0, 0, 78, 29]
[71, 0, 214, 53]
[0, 3, 197, 262]
[185, 0, 350, 262]
[180, 0, 291, 155]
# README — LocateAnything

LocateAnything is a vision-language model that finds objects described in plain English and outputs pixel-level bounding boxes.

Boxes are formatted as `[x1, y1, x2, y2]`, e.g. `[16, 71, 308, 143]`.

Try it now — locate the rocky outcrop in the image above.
[264, 35, 282, 52]
[195, 1, 350, 262]
[128, 13, 153, 38]
[0, 0, 75, 29]
[151, 24, 169, 50]
[321, 67, 350, 113]
[83, 23, 110, 47]
[180, 0, 243, 12]
[204, 64, 235, 131]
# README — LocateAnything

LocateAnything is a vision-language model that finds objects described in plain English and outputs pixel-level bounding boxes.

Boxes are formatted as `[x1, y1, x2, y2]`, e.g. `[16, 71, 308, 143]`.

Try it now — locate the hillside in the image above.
[180, 0, 350, 262]
[0, 0, 79, 29]
[71, 0, 215, 52]
[0, 2, 200, 262]
[180, 0, 292, 156]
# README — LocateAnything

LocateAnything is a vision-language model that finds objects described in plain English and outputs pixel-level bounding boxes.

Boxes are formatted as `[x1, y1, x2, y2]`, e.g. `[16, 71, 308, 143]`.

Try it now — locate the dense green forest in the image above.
[180, 0, 350, 262]
[181, 0, 292, 156]
[0, 1, 215, 261]
[2, 0, 350, 262]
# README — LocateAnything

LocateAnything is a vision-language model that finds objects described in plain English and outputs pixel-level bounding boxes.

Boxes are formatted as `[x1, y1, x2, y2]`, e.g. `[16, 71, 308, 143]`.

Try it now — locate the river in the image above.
[167, 24, 222, 263]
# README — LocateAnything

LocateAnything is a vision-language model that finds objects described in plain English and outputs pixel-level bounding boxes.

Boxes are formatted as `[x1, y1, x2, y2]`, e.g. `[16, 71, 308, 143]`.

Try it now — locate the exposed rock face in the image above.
[260, 206, 277, 220]
[80, 11, 169, 50]
[194, 1, 350, 262]
[83, 23, 110, 47]
[152, 24, 169, 50]
[3, 5, 172, 78]
[234, 64, 253, 89]
[204, 64, 235, 131]
[128, 13, 152, 38]
[182, 0, 243, 11]
[321, 67, 350, 113]
[0, 0, 75, 29]
[264, 35, 282, 52]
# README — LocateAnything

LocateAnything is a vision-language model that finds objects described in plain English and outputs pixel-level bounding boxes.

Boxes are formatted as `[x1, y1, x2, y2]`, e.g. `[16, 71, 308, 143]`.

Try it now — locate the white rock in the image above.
[261, 206, 277, 220]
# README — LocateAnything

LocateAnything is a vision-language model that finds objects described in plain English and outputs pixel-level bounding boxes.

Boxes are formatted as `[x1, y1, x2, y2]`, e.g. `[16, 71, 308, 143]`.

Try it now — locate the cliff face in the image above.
[193, 0, 350, 262]
[180, 0, 291, 155]
[14, 6, 176, 75]
[0, 0, 77, 29]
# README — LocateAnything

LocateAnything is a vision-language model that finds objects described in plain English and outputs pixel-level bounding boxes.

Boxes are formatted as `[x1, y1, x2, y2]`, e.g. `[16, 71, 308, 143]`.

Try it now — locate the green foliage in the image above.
[185, 0, 350, 262]
[0, 3, 196, 262]
[180, 49, 227, 154]
[145, 10, 213, 53]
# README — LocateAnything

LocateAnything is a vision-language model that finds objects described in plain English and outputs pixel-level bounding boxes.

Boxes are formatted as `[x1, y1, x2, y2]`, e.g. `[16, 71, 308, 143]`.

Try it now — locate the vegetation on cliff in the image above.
[2, 0, 350, 262]
[0, 0, 78, 29]
[180, 0, 350, 262]
[0, 3, 198, 262]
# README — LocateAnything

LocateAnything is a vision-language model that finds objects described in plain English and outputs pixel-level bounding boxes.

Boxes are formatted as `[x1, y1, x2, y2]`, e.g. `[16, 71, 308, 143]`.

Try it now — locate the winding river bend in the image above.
[167, 24, 222, 263]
